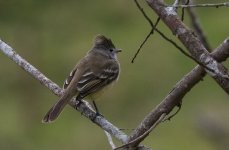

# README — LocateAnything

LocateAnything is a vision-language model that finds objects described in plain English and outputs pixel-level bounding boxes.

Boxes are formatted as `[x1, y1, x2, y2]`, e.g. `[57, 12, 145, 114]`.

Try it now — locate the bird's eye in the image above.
[109, 49, 113, 52]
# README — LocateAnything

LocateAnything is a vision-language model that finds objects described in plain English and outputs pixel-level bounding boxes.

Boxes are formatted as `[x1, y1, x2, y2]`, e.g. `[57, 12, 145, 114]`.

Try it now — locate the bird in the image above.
[42, 35, 121, 123]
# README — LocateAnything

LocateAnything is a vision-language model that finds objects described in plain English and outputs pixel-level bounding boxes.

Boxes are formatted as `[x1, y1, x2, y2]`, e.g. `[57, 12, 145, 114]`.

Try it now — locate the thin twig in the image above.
[131, 0, 161, 63]
[181, 0, 190, 21]
[172, 0, 181, 11]
[131, 31, 153, 64]
[134, 0, 154, 27]
[171, 2, 229, 8]
[104, 131, 116, 149]
[173, 0, 180, 6]
[163, 102, 181, 122]
[154, 17, 161, 28]
[131, 18, 160, 63]
[115, 113, 166, 150]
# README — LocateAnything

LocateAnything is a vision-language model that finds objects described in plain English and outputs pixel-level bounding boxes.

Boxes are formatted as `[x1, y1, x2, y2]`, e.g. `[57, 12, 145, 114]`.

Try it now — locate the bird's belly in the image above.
[87, 81, 115, 101]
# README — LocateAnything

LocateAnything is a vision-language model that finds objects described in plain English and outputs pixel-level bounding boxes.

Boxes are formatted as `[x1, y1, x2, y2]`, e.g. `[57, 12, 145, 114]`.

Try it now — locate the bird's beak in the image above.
[116, 49, 122, 53]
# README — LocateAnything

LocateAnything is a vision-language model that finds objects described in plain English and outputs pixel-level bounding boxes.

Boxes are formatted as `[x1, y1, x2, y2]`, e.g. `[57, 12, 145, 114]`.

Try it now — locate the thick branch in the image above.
[0, 39, 128, 144]
[128, 37, 229, 141]
[146, 0, 229, 94]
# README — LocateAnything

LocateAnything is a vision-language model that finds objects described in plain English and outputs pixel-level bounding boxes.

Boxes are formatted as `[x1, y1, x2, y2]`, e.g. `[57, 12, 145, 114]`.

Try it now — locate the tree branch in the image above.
[171, 2, 229, 8]
[172, 0, 181, 11]
[181, 0, 189, 21]
[0, 39, 128, 144]
[133, 0, 223, 79]
[128, 37, 229, 142]
[115, 113, 166, 150]
[185, 0, 211, 51]
[104, 131, 116, 149]
[131, 0, 160, 63]
[146, 0, 229, 94]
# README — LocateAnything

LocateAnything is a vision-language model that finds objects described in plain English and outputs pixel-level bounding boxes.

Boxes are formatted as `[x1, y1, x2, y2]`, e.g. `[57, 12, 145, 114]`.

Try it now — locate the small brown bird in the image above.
[42, 35, 121, 123]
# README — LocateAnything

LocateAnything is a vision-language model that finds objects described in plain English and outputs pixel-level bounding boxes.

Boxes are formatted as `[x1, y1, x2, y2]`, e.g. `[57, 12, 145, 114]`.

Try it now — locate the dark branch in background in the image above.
[133, 0, 227, 85]
[132, 0, 194, 65]
[131, 17, 160, 63]
[146, 0, 229, 94]
[185, 0, 211, 51]
[134, 0, 155, 28]
[131, 0, 160, 63]
[128, 37, 229, 142]
[171, 2, 229, 8]
[131, 31, 152, 63]
[162, 102, 181, 121]
[181, 0, 189, 21]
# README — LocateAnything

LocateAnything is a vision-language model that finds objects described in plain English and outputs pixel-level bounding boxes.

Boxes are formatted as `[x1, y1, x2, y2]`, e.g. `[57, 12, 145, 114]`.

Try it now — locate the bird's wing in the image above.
[63, 68, 77, 89]
[76, 63, 119, 99]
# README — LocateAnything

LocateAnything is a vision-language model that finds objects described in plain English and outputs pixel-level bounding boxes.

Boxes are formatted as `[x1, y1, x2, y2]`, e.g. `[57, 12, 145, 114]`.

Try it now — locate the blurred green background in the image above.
[0, 0, 229, 150]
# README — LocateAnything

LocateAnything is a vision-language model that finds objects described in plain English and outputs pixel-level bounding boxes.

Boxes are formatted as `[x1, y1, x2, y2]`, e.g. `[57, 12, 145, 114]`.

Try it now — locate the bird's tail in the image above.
[42, 94, 71, 123]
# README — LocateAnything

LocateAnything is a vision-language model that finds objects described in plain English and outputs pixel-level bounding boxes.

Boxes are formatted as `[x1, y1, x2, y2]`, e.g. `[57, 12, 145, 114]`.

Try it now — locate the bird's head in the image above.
[93, 34, 122, 59]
